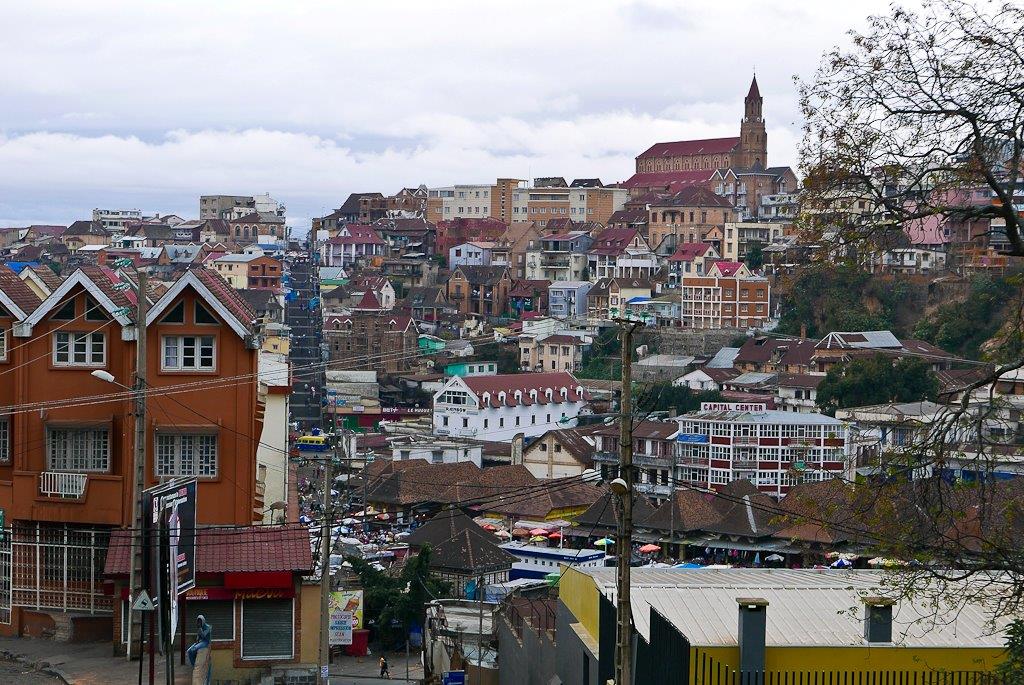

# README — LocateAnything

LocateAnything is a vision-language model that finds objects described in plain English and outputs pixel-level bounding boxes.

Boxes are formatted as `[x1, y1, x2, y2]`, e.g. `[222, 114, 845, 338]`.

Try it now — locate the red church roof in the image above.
[620, 170, 714, 191]
[637, 137, 740, 160]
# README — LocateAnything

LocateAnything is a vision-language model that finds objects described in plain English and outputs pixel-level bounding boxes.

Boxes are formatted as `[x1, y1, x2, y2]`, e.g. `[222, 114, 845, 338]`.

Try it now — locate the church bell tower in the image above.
[739, 75, 767, 169]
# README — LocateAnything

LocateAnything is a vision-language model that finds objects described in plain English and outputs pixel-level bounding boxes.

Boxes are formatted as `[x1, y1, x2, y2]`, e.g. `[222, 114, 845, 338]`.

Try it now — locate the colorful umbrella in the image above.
[765, 553, 785, 562]
[674, 562, 702, 569]
[481, 524, 498, 531]
[530, 535, 547, 542]
[548, 531, 562, 539]
[594, 538, 614, 547]
[830, 558, 852, 568]
[495, 530, 512, 538]
[529, 528, 549, 536]
[639, 544, 661, 554]
[511, 528, 530, 537]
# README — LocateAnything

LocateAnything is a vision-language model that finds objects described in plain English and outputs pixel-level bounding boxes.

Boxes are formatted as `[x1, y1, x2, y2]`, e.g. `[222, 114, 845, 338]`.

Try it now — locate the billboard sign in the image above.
[700, 402, 766, 413]
[329, 589, 364, 629]
[146, 479, 198, 594]
[676, 433, 709, 444]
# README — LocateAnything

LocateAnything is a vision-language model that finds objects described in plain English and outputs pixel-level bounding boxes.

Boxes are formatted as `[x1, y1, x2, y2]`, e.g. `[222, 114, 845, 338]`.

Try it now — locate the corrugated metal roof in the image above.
[587, 568, 1007, 648]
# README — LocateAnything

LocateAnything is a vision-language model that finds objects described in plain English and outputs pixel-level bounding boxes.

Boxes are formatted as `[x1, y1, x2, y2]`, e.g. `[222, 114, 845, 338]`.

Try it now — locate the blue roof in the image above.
[626, 296, 651, 303]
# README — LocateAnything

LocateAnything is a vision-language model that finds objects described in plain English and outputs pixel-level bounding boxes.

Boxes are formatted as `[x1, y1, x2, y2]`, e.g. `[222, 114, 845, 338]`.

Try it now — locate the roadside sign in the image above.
[132, 590, 156, 612]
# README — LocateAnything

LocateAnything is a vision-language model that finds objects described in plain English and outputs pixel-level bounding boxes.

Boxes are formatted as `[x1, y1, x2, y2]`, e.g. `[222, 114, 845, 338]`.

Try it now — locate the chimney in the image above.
[799, 323, 807, 340]
[736, 598, 769, 674]
[862, 597, 895, 643]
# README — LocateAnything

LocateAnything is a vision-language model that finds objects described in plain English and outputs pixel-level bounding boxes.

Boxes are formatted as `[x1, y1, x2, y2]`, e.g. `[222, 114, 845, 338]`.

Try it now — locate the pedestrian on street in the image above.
[379, 655, 391, 679]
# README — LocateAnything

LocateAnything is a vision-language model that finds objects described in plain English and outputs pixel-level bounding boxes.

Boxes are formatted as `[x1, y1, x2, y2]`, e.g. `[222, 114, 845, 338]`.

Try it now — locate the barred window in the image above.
[162, 336, 215, 371]
[53, 332, 106, 366]
[155, 433, 217, 478]
[0, 418, 8, 463]
[47, 427, 109, 472]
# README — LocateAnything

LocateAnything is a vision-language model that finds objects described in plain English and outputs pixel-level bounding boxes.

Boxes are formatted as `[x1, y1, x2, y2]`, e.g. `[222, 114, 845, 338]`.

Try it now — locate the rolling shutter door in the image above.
[185, 600, 235, 641]
[241, 598, 293, 659]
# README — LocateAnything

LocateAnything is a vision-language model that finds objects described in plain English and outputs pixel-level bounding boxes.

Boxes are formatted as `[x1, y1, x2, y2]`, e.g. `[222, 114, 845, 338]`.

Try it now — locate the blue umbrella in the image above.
[831, 558, 852, 568]
[673, 562, 702, 569]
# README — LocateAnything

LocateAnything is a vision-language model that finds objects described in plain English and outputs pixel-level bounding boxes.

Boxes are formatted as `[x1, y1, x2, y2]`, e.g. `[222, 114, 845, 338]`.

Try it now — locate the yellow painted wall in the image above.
[299, 583, 321, 664]
[688, 646, 1004, 676]
[559, 567, 600, 642]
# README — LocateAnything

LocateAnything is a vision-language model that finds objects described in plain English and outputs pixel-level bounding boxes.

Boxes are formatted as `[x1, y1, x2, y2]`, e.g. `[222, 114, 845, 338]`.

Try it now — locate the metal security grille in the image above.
[8, 522, 111, 614]
[0, 529, 11, 624]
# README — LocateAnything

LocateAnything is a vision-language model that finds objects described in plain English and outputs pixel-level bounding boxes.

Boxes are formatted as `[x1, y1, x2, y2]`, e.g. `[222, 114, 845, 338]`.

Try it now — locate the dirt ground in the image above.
[0, 657, 60, 684]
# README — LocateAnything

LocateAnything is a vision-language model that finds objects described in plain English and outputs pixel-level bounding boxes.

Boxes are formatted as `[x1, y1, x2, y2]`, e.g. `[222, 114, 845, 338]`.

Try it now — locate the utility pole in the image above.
[318, 446, 334, 685]
[615, 319, 640, 685]
[129, 267, 148, 661]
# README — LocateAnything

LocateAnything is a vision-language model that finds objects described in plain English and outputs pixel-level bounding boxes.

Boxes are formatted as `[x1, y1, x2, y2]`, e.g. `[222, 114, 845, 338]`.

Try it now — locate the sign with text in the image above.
[145, 479, 197, 594]
[329, 609, 353, 646]
[329, 589, 364, 629]
[185, 586, 295, 601]
[676, 433, 709, 444]
[700, 402, 766, 413]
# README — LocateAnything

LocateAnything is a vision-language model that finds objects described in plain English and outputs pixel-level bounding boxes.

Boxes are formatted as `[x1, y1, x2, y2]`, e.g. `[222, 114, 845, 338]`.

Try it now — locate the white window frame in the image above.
[162, 335, 216, 371]
[155, 433, 218, 478]
[46, 426, 110, 472]
[0, 327, 7, 361]
[53, 331, 106, 367]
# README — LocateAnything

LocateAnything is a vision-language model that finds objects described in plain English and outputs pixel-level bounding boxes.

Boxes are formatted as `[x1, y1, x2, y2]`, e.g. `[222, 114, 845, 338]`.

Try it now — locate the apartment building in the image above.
[674, 405, 851, 497]
[666, 242, 721, 284]
[199, 194, 255, 220]
[710, 167, 799, 221]
[322, 225, 387, 268]
[92, 208, 143, 231]
[427, 179, 627, 226]
[227, 211, 286, 244]
[324, 312, 418, 374]
[449, 241, 494, 268]
[490, 221, 543, 279]
[0, 265, 262, 638]
[586, 228, 659, 280]
[680, 261, 771, 329]
[647, 186, 736, 251]
[721, 222, 787, 261]
[591, 421, 679, 500]
[446, 265, 513, 317]
[586, 277, 653, 319]
[431, 371, 589, 441]
[524, 232, 593, 282]
[547, 281, 592, 318]
[519, 333, 590, 373]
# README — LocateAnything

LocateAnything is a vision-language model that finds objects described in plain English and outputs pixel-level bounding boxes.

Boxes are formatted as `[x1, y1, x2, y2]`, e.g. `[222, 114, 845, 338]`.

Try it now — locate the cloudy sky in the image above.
[0, 0, 895, 229]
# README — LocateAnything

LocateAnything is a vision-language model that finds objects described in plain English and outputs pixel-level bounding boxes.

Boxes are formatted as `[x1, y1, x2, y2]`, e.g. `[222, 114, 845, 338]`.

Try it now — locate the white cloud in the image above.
[0, 0, 899, 225]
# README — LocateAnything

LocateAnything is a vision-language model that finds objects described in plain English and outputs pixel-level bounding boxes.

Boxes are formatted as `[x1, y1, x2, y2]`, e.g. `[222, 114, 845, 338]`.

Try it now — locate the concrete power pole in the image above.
[128, 268, 148, 660]
[614, 319, 640, 685]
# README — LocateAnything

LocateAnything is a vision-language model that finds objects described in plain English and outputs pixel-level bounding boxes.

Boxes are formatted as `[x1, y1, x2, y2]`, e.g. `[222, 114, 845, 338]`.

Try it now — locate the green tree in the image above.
[997, 620, 1024, 685]
[912, 273, 1021, 360]
[815, 354, 938, 413]
[745, 241, 764, 270]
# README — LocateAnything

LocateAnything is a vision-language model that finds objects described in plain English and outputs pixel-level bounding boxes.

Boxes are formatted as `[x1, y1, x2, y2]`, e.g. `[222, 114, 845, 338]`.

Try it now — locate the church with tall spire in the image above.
[623, 76, 796, 220]
[634, 76, 768, 175]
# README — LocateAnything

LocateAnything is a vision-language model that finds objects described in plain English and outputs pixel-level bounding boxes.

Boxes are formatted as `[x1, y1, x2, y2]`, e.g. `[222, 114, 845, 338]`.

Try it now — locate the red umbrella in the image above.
[511, 528, 530, 537]
[548, 531, 562, 539]
[481, 524, 498, 531]
[639, 543, 661, 554]
[529, 528, 549, 536]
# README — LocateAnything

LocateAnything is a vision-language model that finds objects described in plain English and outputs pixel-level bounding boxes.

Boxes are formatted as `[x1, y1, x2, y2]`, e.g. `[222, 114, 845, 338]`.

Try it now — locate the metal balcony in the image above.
[39, 472, 88, 499]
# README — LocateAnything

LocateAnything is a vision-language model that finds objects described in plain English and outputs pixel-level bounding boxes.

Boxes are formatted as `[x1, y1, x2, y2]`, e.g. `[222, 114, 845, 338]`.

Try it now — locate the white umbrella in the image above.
[764, 553, 784, 562]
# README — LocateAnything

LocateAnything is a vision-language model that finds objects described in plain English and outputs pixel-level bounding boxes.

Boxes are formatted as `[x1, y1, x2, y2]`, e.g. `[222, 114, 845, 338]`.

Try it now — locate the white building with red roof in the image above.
[432, 371, 590, 441]
[322, 225, 386, 267]
[667, 242, 721, 283]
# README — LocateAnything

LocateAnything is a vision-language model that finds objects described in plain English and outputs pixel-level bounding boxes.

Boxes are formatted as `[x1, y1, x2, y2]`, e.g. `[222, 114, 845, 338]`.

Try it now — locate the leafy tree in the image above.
[912, 273, 1021, 360]
[798, 0, 1024, 257]
[816, 354, 939, 413]
[997, 620, 1024, 685]
[745, 241, 764, 270]
[634, 383, 721, 416]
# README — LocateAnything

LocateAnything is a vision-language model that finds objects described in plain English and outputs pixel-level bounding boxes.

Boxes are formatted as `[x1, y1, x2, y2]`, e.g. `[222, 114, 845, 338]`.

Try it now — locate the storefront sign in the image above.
[676, 433, 709, 444]
[700, 402, 766, 412]
[381, 407, 431, 415]
[185, 586, 295, 601]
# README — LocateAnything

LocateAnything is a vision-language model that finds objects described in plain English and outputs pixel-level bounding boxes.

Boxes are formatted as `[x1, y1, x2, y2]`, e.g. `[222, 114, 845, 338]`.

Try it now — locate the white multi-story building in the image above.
[432, 371, 589, 441]
[674, 403, 851, 497]
[92, 208, 142, 230]
[432, 184, 495, 219]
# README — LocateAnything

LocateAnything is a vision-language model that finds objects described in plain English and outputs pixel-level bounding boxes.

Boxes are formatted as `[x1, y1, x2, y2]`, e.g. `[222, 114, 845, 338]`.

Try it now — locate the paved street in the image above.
[0, 656, 60, 684]
[330, 648, 424, 684]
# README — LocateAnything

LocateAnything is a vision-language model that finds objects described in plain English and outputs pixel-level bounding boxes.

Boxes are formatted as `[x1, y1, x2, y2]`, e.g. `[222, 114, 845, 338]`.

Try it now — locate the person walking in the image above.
[379, 655, 392, 679]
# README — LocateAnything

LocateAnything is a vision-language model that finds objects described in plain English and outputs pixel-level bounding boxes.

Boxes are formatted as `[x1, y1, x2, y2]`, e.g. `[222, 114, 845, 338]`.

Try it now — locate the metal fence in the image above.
[3, 523, 112, 614]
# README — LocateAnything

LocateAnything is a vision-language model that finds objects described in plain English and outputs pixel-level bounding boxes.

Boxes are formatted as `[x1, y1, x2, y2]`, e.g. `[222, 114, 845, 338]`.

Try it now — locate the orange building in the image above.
[0, 265, 262, 638]
[680, 261, 771, 329]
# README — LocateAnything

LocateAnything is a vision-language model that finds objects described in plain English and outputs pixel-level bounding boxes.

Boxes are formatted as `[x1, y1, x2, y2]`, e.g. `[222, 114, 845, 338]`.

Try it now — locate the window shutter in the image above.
[241, 599, 293, 659]
[185, 600, 235, 642]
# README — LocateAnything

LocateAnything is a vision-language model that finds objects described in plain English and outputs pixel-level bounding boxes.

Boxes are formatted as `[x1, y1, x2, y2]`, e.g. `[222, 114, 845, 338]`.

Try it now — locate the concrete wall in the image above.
[497, 613, 558, 685]
[555, 601, 600, 685]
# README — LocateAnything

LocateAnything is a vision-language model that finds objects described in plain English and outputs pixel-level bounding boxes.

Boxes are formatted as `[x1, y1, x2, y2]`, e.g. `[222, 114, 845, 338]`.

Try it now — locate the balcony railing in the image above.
[732, 459, 758, 470]
[39, 471, 88, 499]
[733, 435, 758, 445]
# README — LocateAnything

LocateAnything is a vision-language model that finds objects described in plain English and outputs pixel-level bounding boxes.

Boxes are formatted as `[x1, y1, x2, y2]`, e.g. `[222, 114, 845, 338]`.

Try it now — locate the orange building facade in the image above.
[0, 265, 262, 637]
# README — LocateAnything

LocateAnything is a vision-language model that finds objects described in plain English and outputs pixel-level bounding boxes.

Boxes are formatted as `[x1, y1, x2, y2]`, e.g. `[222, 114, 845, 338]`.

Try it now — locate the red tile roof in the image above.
[104, 524, 313, 576]
[190, 266, 258, 328]
[461, 371, 589, 407]
[668, 242, 714, 262]
[354, 289, 382, 310]
[588, 228, 641, 256]
[710, 261, 744, 276]
[328, 226, 386, 245]
[655, 185, 735, 209]
[637, 137, 740, 159]
[0, 265, 42, 317]
[620, 170, 715, 191]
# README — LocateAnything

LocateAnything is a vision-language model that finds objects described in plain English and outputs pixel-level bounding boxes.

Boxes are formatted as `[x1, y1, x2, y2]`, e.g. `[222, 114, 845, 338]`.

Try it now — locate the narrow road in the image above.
[0, 657, 60, 683]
